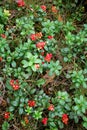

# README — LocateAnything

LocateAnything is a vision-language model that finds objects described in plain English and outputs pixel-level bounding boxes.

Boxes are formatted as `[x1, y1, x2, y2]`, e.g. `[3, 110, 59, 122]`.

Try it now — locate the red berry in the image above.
[35, 64, 40, 69]
[30, 34, 36, 41]
[36, 42, 46, 49]
[10, 79, 14, 86]
[42, 62, 44, 64]
[48, 35, 53, 39]
[4, 112, 10, 119]
[10, 79, 19, 90]
[1, 34, 6, 39]
[48, 104, 54, 111]
[62, 114, 69, 125]
[35, 32, 42, 39]
[17, 0, 25, 7]
[44, 53, 52, 62]
[12, 84, 20, 90]
[42, 117, 48, 125]
[41, 5, 46, 11]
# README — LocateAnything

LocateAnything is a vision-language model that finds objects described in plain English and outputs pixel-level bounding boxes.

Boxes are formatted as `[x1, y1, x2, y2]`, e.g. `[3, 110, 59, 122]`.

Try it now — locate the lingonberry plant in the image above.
[0, 0, 87, 130]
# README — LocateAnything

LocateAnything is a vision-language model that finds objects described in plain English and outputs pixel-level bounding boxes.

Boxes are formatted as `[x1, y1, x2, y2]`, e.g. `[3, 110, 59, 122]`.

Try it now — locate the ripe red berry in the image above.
[30, 34, 36, 41]
[10, 79, 14, 86]
[4, 112, 10, 119]
[48, 35, 53, 39]
[42, 117, 48, 125]
[28, 100, 36, 107]
[35, 32, 42, 39]
[36, 42, 46, 49]
[48, 104, 54, 111]
[41, 5, 46, 11]
[62, 114, 69, 125]
[42, 62, 44, 64]
[12, 84, 20, 90]
[44, 53, 52, 62]
[10, 79, 20, 90]
[17, 0, 25, 7]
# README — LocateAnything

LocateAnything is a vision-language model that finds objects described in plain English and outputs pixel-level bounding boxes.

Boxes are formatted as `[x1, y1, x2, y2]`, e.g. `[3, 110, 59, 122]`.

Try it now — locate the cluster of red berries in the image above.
[62, 114, 69, 125]
[30, 33, 53, 41]
[30, 32, 42, 41]
[36, 41, 46, 50]
[44, 53, 53, 62]
[27, 100, 48, 125]
[27, 100, 69, 126]
[28, 100, 36, 107]
[34, 53, 52, 69]
[30, 34, 53, 70]
[30, 33, 53, 69]
[4, 112, 10, 119]
[10, 79, 20, 90]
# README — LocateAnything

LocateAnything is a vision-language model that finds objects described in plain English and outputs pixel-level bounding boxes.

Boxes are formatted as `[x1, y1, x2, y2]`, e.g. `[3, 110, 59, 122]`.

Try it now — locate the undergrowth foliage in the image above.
[0, 0, 87, 130]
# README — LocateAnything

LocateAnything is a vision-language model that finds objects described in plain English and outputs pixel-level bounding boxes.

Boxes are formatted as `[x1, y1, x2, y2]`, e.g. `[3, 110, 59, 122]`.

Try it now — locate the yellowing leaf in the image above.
[4, 9, 11, 16]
